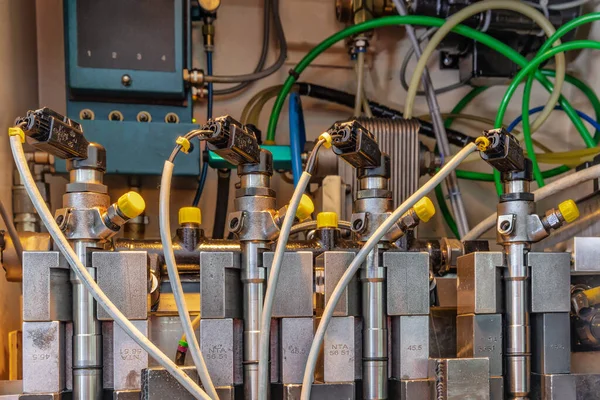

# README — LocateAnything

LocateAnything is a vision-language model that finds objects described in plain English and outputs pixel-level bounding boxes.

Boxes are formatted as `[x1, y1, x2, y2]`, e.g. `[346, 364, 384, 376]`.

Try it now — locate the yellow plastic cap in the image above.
[558, 199, 579, 223]
[413, 196, 436, 223]
[317, 212, 338, 229]
[8, 127, 25, 143]
[475, 136, 491, 151]
[179, 206, 202, 225]
[318, 132, 333, 149]
[117, 192, 146, 219]
[295, 194, 315, 220]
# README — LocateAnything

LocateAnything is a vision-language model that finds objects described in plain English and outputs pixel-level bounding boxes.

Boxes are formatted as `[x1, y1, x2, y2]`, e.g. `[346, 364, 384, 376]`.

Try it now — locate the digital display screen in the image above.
[76, 0, 176, 72]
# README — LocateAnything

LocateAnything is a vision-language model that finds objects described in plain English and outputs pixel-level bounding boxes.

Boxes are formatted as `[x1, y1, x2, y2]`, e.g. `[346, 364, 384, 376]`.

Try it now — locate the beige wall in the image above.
[0, 0, 39, 379]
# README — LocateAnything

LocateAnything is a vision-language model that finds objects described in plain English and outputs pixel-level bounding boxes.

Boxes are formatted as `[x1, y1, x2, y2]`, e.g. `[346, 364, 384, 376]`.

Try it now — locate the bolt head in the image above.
[121, 74, 132, 87]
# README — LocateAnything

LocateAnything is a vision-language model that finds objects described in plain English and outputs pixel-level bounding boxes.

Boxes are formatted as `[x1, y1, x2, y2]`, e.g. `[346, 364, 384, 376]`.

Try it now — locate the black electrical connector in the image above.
[202, 115, 261, 165]
[295, 82, 473, 147]
[479, 128, 525, 173]
[15, 108, 89, 160]
[328, 120, 381, 169]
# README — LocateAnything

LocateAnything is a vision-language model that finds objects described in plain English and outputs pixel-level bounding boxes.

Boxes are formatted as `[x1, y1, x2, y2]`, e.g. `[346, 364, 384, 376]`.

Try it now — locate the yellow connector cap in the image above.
[413, 196, 436, 223]
[296, 194, 315, 220]
[179, 206, 202, 225]
[8, 127, 25, 143]
[117, 192, 146, 219]
[317, 212, 338, 229]
[475, 136, 491, 151]
[318, 132, 333, 149]
[558, 199, 579, 223]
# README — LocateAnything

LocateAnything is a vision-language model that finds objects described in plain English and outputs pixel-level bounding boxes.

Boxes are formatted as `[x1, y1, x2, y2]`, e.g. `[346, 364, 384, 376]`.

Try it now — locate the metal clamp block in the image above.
[23, 252, 71, 322]
[529, 252, 570, 313]
[531, 313, 570, 374]
[318, 316, 362, 383]
[23, 321, 66, 394]
[391, 315, 429, 380]
[428, 358, 490, 400]
[200, 252, 242, 319]
[94, 251, 148, 320]
[141, 366, 199, 400]
[384, 252, 429, 315]
[264, 252, 313, 318]
[199, 319, 243, 387]
[280, 318, 314, 384]
[457, 314, 503, 376]
[315, 251, 359, 317]
[457, 252, 503, 315]
[531, 373, 576, 400]
[103, 320, 149, 391]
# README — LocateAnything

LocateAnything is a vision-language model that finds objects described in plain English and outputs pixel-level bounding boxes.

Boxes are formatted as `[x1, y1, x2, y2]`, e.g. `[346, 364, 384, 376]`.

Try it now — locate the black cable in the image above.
[211, 169, 231, 239]
[295, 82, 473, 147]
[213, 0, 272, 95]
[204, 0, 286, 84]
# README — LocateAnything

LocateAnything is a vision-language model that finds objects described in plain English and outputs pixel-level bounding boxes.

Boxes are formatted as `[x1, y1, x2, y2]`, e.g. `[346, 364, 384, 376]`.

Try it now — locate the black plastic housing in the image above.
[479, 128, 525, 173]
[202, 115, 261, 166]
[328, 120, 381, 169]
[16, 108, 89, 160]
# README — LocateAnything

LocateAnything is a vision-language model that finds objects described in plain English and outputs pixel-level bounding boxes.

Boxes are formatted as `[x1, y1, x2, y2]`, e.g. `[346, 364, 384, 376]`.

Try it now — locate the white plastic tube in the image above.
[9, 135, 210, 400]
[300, 142, 479, 400]
[160, 160, 218, 399]
[463, 163, 600, 240]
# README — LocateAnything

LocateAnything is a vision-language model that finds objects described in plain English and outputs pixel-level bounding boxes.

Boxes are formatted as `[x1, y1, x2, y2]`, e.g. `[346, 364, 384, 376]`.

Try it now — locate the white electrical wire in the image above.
[160, 160, 218, 400]
[300, 142, 479, 400]
[258, 139, 326, 399]
[9, 135, 210, 400]
[463, 163, 600, 240]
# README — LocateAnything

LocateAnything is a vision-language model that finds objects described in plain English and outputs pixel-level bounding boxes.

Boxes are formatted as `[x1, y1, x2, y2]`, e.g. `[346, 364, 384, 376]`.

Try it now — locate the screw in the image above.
[121, 74, 132, 87]
[353, 219, 363, 231]
[230, 217, 239, 230]
[80, 109, 94, 120]
[442, 56, 454, 67]
[56, 215, 64, 225]
[499, 220, 511, 233]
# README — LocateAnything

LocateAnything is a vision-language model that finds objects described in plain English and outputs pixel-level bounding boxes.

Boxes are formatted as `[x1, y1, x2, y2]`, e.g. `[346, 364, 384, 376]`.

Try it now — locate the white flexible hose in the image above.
[9, 135, 210, 400]
[160, 160, 218, 399]
[463, 163, 600, 240]
[258, 171, 312, 400]
[403, 0, 566, 135]
[300, 142, 479, 400]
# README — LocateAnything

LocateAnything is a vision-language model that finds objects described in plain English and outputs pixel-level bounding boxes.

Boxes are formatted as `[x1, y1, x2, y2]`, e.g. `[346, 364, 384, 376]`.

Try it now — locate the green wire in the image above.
[516, 13, 600, 191]
[266, 15, 584, 143]
[522, 77, 546, 188]
[494, 40, 600, 194]
[496, 40, 600, 135]
[547, 70, 600, 142]
[522, 13, 600, 148]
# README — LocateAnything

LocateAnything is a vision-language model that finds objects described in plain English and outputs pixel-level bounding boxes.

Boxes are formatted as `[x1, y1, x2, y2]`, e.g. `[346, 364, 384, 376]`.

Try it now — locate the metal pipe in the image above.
[242, 241, 267, 400]
[504, 242, 530, 399]
[71, 240, 103, 400]
[361, 248, 387, 400]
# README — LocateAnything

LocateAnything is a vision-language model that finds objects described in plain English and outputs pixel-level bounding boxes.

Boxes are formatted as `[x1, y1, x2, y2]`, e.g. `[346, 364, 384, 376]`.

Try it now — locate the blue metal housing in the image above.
[63, 0, 197, 175]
